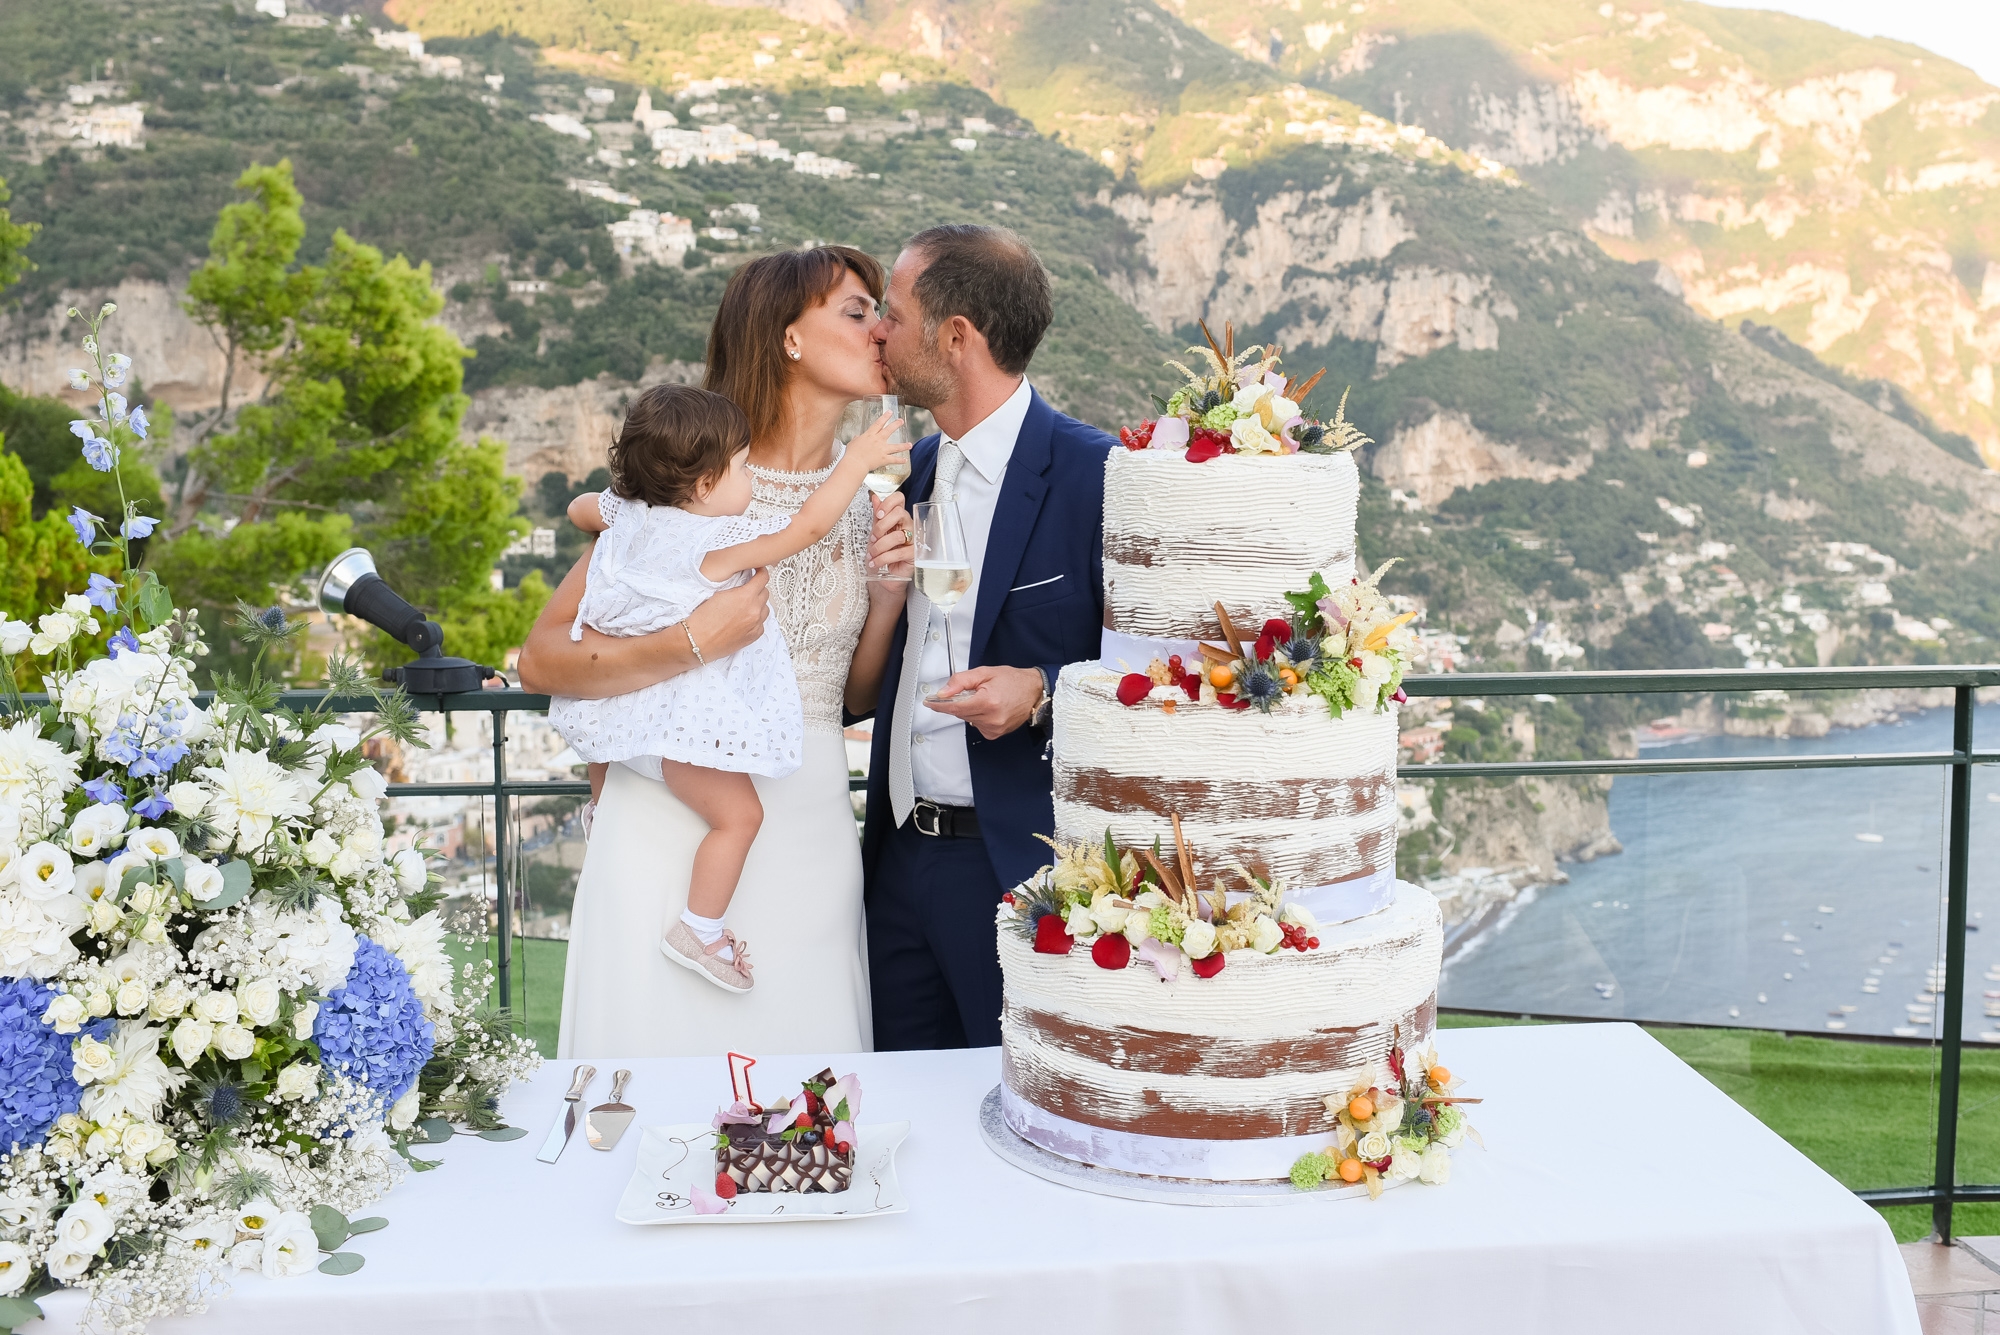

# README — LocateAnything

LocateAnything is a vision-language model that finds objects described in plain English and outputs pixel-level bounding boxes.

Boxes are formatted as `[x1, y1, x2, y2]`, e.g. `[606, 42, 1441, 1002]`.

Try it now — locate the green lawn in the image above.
[442, 941, 1990, 1242]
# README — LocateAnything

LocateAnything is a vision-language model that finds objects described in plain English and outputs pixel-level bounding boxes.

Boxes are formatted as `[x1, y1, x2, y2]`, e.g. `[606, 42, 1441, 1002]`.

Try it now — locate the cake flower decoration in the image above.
[1289, 1035, 1482, 1198]
[1117, 320, 1372, 464]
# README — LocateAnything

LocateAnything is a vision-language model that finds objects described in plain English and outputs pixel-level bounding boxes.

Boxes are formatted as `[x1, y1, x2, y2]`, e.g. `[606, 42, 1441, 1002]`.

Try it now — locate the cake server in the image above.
[535, 1064, 596, 1163]
[585, 1069, 634, 1151]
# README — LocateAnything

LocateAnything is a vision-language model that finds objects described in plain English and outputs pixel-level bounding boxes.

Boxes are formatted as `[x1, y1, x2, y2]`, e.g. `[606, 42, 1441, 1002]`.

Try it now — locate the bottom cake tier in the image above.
[997, 880, 1442, 1183]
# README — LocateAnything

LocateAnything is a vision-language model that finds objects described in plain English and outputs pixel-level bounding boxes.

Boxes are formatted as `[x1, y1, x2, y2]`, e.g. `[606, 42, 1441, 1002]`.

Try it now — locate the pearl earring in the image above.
[787, 347, 801, 361]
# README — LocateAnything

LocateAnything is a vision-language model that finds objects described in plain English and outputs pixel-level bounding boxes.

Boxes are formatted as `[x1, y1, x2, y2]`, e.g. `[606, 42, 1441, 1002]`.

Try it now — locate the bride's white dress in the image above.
[557, 456, 873, 1056]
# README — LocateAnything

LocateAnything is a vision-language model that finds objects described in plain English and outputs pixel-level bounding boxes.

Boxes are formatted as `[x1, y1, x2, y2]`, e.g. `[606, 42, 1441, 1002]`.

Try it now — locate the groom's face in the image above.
[873, 249, 957, 412]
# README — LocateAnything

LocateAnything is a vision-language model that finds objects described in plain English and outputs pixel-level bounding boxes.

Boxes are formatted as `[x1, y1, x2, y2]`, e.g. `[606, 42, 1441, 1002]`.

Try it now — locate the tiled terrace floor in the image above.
[1907, 1239, 2000, 1331]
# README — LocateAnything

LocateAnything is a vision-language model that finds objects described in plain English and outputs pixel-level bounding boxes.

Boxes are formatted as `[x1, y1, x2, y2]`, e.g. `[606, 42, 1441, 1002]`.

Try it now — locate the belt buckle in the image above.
[912, 800, 943, 837]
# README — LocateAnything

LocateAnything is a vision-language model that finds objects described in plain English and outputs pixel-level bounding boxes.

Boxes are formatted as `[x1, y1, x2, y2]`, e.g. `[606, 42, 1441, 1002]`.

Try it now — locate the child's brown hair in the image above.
[606, 384, 751, 508]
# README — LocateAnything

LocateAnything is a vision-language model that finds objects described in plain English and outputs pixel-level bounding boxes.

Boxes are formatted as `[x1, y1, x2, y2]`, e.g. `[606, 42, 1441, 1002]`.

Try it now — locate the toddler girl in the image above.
[550, 383, 904, 993]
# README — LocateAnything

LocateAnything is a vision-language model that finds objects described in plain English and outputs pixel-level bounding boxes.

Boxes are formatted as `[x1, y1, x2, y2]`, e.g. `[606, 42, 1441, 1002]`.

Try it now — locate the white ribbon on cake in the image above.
[1286, 866, 1397, 926]
[1000, 1084, 1335, 1182]
[1098, 628, 1205, 674]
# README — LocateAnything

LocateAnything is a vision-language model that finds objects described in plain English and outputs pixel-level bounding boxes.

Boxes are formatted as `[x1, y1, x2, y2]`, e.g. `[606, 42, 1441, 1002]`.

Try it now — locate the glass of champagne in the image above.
[913, 499, 974, 703]
[863, 395, 912, 581]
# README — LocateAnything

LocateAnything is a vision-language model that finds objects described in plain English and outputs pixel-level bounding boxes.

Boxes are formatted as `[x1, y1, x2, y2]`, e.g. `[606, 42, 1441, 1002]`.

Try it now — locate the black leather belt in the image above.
[911, 799, 980, 839]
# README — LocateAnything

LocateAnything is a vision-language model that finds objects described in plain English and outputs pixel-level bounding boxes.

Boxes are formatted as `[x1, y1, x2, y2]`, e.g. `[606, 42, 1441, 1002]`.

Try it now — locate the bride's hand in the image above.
[869, 492, 915, 588]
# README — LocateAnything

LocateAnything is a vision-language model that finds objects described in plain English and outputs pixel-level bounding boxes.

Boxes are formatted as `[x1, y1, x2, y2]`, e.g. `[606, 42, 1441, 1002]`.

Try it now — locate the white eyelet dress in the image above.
[548, 494, 804, 779]
[557, 456, 876, 1057]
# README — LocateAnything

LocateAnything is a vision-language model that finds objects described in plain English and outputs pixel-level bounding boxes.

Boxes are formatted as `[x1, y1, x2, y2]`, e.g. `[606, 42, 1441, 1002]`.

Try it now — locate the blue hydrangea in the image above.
[0, 978, 110, 1152]
[313, 937, 434, 1106]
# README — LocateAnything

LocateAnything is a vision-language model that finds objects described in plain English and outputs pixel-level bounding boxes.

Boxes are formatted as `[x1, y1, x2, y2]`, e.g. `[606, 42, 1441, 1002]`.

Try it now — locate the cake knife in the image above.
[535, 1064, 595, 1163]
[585, 1069, 634, 1151]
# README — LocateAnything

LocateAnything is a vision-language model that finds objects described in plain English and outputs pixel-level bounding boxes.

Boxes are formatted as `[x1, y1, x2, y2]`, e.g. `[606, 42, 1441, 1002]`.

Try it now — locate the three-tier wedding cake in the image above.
[994, 334, 1446, 1186]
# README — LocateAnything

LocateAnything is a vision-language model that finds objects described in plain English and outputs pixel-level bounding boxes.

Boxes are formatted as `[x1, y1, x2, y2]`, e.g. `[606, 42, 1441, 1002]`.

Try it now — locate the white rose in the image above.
[43, 1246, 95, 1281]
[342, 822, 381, 859]
[1356, 1130, 1393, 1162]
[274, 1062, 318, 1102]
[137, 916, 167, 945]
[328, 848, 362, 881]
[0, 1240, 31, 1295]
[180, 859, 223, 903]
[113, 979, 147, 1016]
[126, 882, 159, 916]
[83, 988, 112, 1017]
[234, 1199, 278, 1236]
[292, 1000, 318, 1041]
[1360, 650, 1393, 685]
[17, 842, 75, 900]
[120, 1121, 166, 1161]
[236, 976, 282, 1027]
[1419, 1143, 1452, 1185]
[392, 848, 428, 894]
[86, 900, 120, 935]
[302, 830, 339, 868]
[72, 1034, 116, 1084]
[62, 594, 91, 619]
[227, 1239, 264, 1272]
[1388, 1146, 1424, 1182]
[1180, 918, 1217, 960]
[1062, 903, 1095, 938]
[0, 621, 30, 656]
[1229, 381, 1270, 413]
[55, 1198, 113, 1252]
[346, 766, 388, 804]
[1249, 915, 1284, 953]
[261, 1212, 319, 1279]
[126, 826, 178, 860]
[388, 1087, 420, 1130]
[192, 991, 237, 1024]
[148, 978, 193, 1021]
[213, 1023, 255, 1061]
[35, 611, 78, 646]
[1122, 912, 1151, 947]
[166, 781, 208, 820]
[1089, 900, 1130, 937]
[170, 1017, 213, 1066]
[43, 992, 87, 1033]
[1229, 414, 1281, 455]
[1279, 902, 1318, 933]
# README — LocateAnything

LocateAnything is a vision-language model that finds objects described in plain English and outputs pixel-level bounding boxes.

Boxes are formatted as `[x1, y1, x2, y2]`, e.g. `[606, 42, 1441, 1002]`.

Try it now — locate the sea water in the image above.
[1438, 700, 2000, 1040]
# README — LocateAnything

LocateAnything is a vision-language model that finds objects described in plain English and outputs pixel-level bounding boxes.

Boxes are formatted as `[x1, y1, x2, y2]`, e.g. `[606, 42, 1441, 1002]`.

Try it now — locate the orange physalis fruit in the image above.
[1347, 1095, 1375, 1121]
[1337, 1158, 1364, 1183]
[1278, 668, 1300, 688]
[1208, 665, 1234, 689]
[1428, 1066, 1451, 1090]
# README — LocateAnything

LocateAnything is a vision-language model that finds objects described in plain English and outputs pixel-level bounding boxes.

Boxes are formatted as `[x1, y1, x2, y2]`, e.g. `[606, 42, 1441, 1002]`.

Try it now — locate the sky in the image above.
[1711, 0, 2000, 86]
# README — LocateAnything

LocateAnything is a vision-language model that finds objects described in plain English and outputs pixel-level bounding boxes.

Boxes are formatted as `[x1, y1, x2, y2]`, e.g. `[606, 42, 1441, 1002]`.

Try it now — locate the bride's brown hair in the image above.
[704, 245, 885, 443]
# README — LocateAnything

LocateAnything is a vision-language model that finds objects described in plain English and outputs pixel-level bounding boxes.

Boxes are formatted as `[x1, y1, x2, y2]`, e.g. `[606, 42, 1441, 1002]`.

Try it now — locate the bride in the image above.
[518, 245, 911, 1056]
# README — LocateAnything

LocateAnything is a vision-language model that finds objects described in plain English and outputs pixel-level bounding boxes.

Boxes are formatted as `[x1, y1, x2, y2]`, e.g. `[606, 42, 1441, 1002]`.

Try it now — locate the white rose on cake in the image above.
[1180, 918, 1217, 960]
[1419, 1143, 1452, 1185]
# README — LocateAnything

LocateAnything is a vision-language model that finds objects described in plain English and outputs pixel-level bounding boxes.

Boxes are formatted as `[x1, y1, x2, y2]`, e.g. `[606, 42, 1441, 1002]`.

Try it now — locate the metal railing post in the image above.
[1933, 685, 1976, 1241]
[492, 706, 512, 1012]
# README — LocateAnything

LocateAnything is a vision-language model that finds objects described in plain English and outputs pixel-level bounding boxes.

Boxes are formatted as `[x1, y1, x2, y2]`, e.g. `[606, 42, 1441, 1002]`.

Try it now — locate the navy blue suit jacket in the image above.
[859, 389, 1114, 893]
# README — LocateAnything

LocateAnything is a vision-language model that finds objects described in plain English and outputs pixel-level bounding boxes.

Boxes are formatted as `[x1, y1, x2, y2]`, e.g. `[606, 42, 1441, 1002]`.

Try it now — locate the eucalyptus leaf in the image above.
[117, 865, 148, 900]
[344, 1216, 388, 1236]
[159, 857, 186, 890]
[138, 580, 173, 628]
[0, 1295, 44, 1332]
[477, 1126, 527, 1142]
[308, 1204, 349, 1252]
[194, 859, 253, 910]
[317, 1252, 365, 1277]
[416, 1118, 454, 1144]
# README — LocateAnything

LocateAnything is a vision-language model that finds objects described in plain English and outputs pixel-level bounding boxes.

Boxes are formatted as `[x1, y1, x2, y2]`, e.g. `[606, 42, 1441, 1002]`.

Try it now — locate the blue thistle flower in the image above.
[1240, 668, 1283, 712]
[1282, 636, 1319, 669]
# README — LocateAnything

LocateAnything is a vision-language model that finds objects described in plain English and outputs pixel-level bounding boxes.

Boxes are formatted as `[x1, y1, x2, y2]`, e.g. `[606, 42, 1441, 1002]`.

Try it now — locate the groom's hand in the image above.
[927, 666, 1042, 739]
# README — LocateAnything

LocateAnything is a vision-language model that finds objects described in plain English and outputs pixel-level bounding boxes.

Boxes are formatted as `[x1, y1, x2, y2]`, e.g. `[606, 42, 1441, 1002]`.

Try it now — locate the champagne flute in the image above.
[913, 499, 973, 703]
[863, 395, 912, 581]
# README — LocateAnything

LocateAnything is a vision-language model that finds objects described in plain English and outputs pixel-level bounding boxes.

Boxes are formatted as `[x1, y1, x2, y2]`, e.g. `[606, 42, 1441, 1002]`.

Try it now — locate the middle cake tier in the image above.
[1052, 663, 1400, 925]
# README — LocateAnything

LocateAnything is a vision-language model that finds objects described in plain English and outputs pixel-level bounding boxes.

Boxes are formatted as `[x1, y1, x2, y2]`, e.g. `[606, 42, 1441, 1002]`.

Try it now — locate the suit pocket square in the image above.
[1009, 574, 1065, 593]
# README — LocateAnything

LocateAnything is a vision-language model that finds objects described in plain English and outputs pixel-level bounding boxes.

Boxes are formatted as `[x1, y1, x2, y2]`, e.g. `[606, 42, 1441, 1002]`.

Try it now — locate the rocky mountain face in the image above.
[1167, 0, 2000, 471]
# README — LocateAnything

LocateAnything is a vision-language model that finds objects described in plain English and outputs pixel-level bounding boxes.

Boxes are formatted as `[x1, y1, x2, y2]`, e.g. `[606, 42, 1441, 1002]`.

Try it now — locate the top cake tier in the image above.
[1102, 449, 1360, 641]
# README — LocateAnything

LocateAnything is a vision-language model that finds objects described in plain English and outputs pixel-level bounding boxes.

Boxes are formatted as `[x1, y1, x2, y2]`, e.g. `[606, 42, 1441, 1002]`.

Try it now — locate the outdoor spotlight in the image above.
[316, 547, 499, 695]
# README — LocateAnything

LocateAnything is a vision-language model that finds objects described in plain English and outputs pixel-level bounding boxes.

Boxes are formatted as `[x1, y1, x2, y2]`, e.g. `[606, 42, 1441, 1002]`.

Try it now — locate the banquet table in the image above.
[44, 1022, 1918, 1334]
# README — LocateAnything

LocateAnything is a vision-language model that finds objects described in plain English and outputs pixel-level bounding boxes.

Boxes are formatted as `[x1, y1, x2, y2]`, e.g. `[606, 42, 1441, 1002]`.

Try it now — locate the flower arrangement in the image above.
[1288, 1038, 1480, 1199]
[0, 309, 541, 1334]
[1001, 824, 1319, 982]
[1116, 321, 1371, 463]
[1115, 567, 1415, 718]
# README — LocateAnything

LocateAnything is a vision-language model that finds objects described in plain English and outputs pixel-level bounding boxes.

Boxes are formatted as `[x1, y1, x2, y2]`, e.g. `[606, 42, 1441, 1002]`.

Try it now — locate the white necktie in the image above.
[888, 440, 965, 825]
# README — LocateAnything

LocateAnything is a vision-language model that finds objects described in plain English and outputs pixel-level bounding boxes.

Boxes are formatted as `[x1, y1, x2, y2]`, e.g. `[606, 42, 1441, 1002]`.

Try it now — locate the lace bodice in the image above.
[747, 452, 872, 734]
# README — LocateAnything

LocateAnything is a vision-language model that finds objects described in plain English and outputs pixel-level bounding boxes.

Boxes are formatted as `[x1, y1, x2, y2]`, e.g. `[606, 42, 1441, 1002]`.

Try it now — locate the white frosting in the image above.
[1102, 448, 1359, 638]
[998, 882, 1444, 1181]
[1052, 664, 1400, 898]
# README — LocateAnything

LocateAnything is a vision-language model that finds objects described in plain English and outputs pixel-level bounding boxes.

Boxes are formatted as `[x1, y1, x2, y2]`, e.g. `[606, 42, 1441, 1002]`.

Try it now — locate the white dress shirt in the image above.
[909, 377, 1035, 806]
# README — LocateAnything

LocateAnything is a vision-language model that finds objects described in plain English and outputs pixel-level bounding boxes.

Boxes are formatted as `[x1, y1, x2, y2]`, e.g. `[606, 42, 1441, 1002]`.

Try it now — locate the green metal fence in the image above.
[30, 664, 2000, 1235]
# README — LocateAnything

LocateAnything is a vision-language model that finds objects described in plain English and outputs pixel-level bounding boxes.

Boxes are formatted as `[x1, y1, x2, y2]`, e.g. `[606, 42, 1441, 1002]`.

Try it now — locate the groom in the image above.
[861, 225, 1114, 1050]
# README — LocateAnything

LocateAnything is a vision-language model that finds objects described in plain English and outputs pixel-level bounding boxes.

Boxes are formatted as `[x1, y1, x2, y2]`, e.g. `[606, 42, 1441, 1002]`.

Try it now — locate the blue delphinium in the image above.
[314, 937, 435, 1105]
[0, 978, 111, 1152]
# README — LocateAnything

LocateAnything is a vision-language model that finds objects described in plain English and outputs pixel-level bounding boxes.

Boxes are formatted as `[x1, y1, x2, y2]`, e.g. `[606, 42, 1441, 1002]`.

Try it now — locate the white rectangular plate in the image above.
[615, 1121, 910, 1224]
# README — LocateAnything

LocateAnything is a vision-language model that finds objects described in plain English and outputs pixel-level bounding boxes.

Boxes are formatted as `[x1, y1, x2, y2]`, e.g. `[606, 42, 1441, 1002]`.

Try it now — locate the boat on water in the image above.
[1634, 719, 1699, 748]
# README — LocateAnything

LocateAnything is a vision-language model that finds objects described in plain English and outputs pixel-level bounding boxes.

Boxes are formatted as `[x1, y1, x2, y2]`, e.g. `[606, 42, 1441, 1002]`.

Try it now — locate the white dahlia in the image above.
[195, 749, 313, 853]
[78, 1021, 185, 1124]
[0, 720, 80, 841]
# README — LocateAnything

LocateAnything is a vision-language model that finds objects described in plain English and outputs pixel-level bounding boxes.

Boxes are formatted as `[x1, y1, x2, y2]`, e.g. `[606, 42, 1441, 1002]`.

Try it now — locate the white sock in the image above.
[681, 909, 733, 962]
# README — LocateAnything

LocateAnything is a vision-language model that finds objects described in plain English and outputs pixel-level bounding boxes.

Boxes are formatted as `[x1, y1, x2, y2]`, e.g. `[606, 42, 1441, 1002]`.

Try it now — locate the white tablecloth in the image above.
[46, 1023, 1918, 1334]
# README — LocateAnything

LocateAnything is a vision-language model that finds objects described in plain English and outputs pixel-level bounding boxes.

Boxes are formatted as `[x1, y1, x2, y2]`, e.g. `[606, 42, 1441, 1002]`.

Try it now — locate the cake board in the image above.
[978, 1086, 1404, 1207]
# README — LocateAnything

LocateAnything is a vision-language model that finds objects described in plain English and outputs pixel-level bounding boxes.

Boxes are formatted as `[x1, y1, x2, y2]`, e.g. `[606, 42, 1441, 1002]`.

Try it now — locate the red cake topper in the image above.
[727, 1052, 758, 1109]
